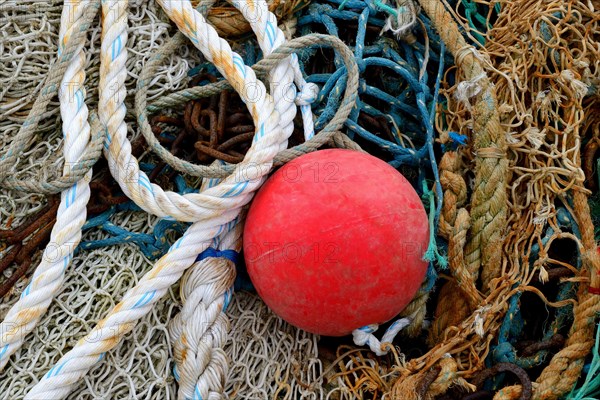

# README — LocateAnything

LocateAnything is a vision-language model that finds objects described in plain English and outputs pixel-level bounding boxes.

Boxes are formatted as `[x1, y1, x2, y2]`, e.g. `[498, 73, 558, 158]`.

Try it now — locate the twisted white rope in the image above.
[232, 0, 296, 150]
[352, 318, 412, 356]
[152, 1, 313, 392]
[165, 4, 322, 392]
[169, 178, 243, 399]
[162, 5, 319, 392]
[98, 0, 128, 186]
[0, 0, 95, 371]
[101, 0, 282, 222]
[170, 246, 237, 400]
[228, 0, 318, 141]
[25, 0, 287, 397]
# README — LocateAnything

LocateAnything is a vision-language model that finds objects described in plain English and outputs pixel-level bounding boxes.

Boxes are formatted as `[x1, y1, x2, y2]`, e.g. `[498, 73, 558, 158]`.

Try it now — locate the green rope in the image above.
[422, 180, 448, 268]
[567, 323, 600, 400]
[373, 0, 399, 17]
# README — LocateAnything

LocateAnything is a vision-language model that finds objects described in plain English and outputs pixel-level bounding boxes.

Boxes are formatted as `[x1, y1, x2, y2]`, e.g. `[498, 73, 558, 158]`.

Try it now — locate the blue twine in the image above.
[297, 0, 450, 268]
[196, 247, 240, 265]
[80, 204, 189, 260]
[78, 162, 193, 260]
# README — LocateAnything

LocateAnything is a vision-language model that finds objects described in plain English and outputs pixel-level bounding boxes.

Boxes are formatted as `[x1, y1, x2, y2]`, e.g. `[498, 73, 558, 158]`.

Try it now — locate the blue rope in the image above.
[78, 162, 192, 260]
[298, 0, 449, 267]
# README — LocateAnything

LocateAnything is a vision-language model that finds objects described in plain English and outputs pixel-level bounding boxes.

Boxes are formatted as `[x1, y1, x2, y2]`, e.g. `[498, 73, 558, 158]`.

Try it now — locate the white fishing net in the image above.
[0, 1, 329, 398]
[0, 216, 323, 399]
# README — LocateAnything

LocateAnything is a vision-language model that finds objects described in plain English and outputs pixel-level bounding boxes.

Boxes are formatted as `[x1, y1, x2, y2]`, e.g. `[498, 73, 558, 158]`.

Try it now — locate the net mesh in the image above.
[0, 209, 324, 399]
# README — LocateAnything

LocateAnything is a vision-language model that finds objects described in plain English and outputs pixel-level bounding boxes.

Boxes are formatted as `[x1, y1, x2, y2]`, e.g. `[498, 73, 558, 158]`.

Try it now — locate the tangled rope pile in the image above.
[4, 1, 363, 400]
[1, 0, 599, 398]
[331, 0, 600, 398]
[1, 0, 357, 398]
[435, 1, 599, 398]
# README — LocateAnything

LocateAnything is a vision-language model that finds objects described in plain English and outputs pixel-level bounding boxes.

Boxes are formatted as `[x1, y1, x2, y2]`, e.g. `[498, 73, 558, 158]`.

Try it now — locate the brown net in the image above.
[321, 0, 600, 398]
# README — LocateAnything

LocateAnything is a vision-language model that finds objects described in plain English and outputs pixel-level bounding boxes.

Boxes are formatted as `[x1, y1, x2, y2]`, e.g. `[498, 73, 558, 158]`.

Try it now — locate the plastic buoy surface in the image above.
[243, 149, 429, 336]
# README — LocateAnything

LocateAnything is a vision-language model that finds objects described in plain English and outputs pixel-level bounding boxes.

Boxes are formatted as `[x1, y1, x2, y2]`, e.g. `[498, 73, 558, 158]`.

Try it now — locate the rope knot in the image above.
[352, 318, 412, 356]
[295, 82, 319, 106]
[380, 0, 419, 41]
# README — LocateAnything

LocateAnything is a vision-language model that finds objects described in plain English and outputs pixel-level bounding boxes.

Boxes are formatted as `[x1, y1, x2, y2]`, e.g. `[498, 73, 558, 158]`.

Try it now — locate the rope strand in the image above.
[0, 0, 101, 371]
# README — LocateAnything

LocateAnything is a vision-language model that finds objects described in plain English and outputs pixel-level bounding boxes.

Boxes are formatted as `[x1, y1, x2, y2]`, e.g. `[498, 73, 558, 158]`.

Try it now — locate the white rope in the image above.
[101, 0, 279, 222]
[163, 12, 319, 395]
[0, 0, 96, 371]
[169, 243, 238, 400]
[164, 3, 322, 393]
[100, 3, 315, 396]
[25, 0, 288, 396]
[151, 1, 323, 394]
[228, 0, 318, 141]
[169, 165, 242, 400]
[231, 0, 297, 149]
[352, 318, 412, 356]
[98, 0, 128, 191]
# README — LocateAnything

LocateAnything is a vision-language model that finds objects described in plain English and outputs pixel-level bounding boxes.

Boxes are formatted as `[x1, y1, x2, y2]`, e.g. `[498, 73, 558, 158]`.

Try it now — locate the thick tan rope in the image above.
[417, 0, 508, 294]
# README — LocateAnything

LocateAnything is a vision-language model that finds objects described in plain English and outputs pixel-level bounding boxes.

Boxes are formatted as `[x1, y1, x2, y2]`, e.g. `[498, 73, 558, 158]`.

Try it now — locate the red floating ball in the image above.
[243, 149, 429, 336]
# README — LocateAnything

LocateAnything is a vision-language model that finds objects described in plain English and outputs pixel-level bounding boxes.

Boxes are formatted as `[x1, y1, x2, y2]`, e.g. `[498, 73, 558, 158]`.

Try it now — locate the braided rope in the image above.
[0, 0, 100, 371]
[169, 173, 242, 400]
[417, 0, 508, 292]
[533, 194, 600, 399]
[429, 151, 478, 342]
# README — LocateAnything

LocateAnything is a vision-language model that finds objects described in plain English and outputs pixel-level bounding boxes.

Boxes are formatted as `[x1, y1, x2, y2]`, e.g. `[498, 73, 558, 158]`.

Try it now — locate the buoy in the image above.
[243, 149, 429, 336]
